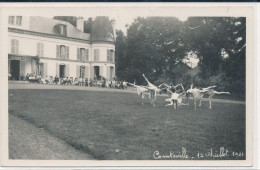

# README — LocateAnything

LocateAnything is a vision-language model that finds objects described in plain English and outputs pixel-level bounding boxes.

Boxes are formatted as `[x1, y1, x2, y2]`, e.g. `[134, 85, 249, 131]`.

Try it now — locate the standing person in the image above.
[85, 77, 88, 86]
[54, 75, 59, 85]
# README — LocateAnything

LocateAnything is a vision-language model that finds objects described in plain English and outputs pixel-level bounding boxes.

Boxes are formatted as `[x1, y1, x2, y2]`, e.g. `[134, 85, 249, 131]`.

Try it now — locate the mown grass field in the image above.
[9, 88, 245, 160]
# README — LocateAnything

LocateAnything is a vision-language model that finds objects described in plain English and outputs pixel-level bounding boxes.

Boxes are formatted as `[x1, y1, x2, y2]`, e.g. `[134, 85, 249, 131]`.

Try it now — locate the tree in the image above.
[183, 17, 246, 97]
[115, 30, 127, 80]
[91, 16, 113, 41]
[123, 17, 188, 84]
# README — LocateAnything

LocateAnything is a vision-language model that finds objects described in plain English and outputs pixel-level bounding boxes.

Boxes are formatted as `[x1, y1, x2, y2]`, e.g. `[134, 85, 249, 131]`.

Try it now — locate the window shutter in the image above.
[97, 50, 100, 61]
[85, 49, 89, 61]
[65, 64, 70, 78]
[77, 48, 80, 61]
[20, 57, 25, 75]
[44, 62, 48, 78]
[66, 46, 69, 59]
[107, 50, 110, 62]
[94, 50, 96, 61]
[82, 49, 85, 61]
[85, 66, 89, 79]
[56, 45, 60, 58]
[94, 49, 100, 61]
[112, 51, 115, 62]
[106, 66, 109, 80]
[37, 43, 39, 56]
[42, 43, 44, 57]
[76, 65, 80, 78]
[56, 63, 60, 77]
[16, 40, 19, 55]
[11, 39, 14, 54]
[100, 66, 104, 78]
[111, 67, 115, 79]
[90, 66, 94, 79]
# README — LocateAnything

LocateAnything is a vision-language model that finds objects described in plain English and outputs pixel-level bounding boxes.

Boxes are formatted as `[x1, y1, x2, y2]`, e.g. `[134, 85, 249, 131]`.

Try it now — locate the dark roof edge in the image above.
[8, 27, 115, 45]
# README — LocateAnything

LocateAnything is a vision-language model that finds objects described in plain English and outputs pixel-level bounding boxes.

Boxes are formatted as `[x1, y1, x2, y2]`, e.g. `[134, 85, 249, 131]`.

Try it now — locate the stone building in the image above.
[8, 16, 115, 80]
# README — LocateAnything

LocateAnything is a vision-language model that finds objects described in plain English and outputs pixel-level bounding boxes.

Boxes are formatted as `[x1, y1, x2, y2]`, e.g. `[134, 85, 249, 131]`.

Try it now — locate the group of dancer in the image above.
[128, 74, 231, 110]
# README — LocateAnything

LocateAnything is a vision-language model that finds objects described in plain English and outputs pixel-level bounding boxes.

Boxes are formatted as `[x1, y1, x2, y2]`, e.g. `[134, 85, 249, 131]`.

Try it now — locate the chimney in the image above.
[76, 17, 84, 32]
[111, 19, 116, 40]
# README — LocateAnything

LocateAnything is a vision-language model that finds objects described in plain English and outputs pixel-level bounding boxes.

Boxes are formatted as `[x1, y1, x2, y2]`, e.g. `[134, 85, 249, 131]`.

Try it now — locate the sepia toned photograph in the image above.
[0, 3, 254, 167]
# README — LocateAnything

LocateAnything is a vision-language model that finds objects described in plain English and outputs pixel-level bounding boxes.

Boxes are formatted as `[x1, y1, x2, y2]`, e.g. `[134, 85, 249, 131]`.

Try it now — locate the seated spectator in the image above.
[45, 76, 50, 84]
[49, 76, 54, 84]
[74, 78, 79, 86]
[20, 73, 25, 81]
[69, 77, 73, 85]
[25, 73, 30, 81]
[78, 77, 82, 86]
[54, 75, 59, 85]
[81, 78, 85, 86]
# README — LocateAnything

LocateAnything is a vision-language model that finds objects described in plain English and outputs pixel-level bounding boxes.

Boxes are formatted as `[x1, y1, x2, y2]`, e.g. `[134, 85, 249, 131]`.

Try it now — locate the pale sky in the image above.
[81, 15, 188, 34]
[47, 14, 197, 67]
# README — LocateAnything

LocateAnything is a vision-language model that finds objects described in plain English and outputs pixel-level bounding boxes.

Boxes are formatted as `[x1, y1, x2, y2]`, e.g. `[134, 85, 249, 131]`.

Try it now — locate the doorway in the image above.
[39, 63, 43, 77]
[94, 66, 100, 79]
[10, 60, 20, 80]
[110, 66, 114, 80]
[60, 64, 65, 78]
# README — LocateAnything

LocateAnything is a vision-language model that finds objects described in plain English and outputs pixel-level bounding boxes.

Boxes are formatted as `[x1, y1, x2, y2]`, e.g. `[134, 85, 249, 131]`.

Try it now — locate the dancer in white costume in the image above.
[142, 74, 161, 107]
[187, 84, 230, 110]
[127, 82, 149, 105]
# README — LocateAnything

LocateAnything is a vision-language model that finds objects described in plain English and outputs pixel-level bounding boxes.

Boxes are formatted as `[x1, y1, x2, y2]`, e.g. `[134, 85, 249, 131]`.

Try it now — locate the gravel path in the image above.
[9, 114, 93, 160]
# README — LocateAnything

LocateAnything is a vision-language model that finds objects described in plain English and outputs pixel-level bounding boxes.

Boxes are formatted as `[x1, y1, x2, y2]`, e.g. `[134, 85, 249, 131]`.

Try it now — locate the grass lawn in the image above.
[9, 89, 245, 160]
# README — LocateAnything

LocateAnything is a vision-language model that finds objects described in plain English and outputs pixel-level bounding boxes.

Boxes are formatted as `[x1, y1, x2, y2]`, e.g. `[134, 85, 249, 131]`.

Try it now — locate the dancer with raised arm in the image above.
[127, 82, 149, 105]
[186, 84, 230, 110]
[142, 74, 161, 107]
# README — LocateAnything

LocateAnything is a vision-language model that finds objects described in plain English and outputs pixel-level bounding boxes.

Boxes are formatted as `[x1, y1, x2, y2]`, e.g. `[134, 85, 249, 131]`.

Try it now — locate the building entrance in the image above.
[60, 65, 65, 78]
[94, 66, 100, 79]
[10, 60, 20, 80]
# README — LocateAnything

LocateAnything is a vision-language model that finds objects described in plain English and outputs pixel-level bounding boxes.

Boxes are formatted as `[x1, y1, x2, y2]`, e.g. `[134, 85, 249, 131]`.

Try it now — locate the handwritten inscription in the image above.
[153, 147, 244, 160]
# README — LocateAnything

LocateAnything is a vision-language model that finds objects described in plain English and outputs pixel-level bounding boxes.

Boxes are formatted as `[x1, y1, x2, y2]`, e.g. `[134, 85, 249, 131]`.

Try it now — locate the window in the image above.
[9, 16, 22, 26]
[37, 43, 44, 57]
[77, 48, 89, 61]
[86, 49, 89, 61]
[16, 16, 22, 26]
[59, 25, 67, 36]
[56, 45, 69, 59]
[94, 49, 100, 61]
[11, 39, 19, 54]
[60, 45, 66, 59]
[80, 66, 85, 78]
[107, 49, 114, 62]
[110, 50, 114, 62]
[8, 16, 15, 25]
[80, 48, 86, 61]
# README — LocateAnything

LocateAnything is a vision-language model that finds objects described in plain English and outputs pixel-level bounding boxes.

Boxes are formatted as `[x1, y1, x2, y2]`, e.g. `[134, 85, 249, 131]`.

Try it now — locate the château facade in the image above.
[8, 16, 116, 80]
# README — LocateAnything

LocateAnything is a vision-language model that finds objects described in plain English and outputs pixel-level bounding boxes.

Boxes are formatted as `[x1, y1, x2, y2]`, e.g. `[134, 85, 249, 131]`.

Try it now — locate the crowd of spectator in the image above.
[11, 73, 128, 90]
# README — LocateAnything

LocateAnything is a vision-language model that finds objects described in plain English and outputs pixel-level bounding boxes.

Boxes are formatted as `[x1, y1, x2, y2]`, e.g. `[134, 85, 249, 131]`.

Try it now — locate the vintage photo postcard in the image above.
[0, 3, 255, 167]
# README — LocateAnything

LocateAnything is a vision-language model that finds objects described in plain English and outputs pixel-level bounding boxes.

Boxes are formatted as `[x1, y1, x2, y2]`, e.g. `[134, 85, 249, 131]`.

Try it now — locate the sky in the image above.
[81, 14, 188, 34]
[47, 13, 198, 67]
[81, 14, 198, 68]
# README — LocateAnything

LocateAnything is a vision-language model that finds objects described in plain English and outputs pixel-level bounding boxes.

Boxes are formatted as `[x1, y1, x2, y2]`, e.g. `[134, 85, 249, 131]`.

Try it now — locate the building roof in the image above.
[29, 16, 92, 41]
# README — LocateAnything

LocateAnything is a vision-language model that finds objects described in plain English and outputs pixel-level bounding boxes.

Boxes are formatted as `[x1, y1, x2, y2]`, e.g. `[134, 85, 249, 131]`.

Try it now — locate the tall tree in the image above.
[115, 30, 127, 80]
[124, 17, 188, 84]
[91, 16, 113, 40]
